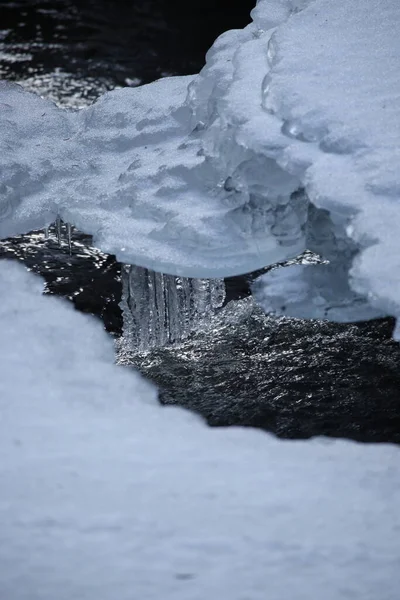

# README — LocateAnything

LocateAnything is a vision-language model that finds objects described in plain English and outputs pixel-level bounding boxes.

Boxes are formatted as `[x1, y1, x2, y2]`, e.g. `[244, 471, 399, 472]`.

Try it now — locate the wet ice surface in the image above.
[121, 265, 226, 351]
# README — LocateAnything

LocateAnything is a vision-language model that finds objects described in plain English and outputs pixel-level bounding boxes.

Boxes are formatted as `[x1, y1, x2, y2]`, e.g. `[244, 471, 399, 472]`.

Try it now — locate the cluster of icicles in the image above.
[121, 265, 226, 352]
[45, 217, 73, 253]
[49, 218, 226, 352]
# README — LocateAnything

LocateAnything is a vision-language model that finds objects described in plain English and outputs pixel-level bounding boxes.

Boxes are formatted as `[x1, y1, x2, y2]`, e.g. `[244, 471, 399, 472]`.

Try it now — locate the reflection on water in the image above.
[0, 224, 122, 334]
[0, 0, 253, 107]
[119, 298, 400, 444]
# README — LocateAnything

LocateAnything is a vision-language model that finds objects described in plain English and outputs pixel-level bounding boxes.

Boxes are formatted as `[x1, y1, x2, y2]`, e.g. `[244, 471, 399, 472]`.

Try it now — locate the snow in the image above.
[249, 0, 400, 324]
[0, 259, 400, 599]
[0, 33, 305, 278]
[2, 3, 400, 597]
[2, 0, 400, 326]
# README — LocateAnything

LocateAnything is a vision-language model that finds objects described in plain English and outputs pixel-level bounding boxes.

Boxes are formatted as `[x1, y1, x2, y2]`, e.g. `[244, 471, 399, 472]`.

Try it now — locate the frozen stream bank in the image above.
[1, 0, 400, 595]
[2, 227, 400, 444]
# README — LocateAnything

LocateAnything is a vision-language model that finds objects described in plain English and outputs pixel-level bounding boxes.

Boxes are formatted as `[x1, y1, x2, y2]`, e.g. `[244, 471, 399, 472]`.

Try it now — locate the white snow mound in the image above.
[0, 261, 400, 599]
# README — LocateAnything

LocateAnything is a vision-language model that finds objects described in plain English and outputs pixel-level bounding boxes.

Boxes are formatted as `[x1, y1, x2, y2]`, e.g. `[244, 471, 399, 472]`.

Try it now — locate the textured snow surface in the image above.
[0, 261, 400, 599]
[1, 10, 306, 278]
[1, 0, 400, 320]
[248, 0, 400, 323]
[0, 71, 305, 278]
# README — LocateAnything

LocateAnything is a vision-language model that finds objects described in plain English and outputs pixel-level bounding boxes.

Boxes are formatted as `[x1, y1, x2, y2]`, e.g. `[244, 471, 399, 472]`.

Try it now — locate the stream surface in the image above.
[1, 0, 400, 444]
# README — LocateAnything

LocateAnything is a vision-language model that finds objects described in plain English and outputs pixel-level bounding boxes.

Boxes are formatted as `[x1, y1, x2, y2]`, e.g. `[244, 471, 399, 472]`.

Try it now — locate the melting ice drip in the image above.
[121, 265, 226, 352]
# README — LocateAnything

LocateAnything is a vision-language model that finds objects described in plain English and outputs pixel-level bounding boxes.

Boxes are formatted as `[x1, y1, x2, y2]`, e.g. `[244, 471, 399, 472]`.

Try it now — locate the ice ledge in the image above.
[247, 0, 400, 325]
[1, 0, 400, 326]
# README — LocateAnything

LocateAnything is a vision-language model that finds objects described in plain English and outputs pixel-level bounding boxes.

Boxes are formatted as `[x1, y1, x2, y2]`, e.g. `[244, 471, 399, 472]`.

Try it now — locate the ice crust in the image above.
[1, 259, 400, 599]
[1, 0, 400, 324]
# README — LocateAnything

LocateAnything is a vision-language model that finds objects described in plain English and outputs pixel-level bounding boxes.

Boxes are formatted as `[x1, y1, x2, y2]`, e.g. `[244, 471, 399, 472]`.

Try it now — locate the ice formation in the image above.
[1, 0, 400, 327]
[1, 260, 400, 600]
[1, 3, 400, 592]
[120, 265, 225, 351]
[0, 73, 306, 277]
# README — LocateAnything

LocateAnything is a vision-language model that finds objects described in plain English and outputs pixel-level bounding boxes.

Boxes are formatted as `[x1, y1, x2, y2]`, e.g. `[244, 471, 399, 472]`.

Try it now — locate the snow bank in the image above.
[248, 0, 400, 324]
[1, 0, 400, 322]
[1, 260, 400, 599]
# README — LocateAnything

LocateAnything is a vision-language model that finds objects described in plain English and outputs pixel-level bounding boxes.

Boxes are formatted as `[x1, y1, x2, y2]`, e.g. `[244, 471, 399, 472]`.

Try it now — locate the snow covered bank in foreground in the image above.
[1, 260, 400, 599]
[1, 0, 400, 323]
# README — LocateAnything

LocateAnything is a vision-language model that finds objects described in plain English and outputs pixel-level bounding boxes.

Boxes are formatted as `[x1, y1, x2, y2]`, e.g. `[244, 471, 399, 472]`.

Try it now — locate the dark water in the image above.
[0, 0, 253, 105]
[126, 300, 400, 444]
[1, 0, 400, 444]
[0, 224, 122, 334]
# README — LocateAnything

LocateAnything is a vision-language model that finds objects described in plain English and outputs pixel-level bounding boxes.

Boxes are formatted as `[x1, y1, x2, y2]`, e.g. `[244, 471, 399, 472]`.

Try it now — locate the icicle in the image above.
[56, 216, 62, 247]
[67, 223, 72, 254]
[178, 277, 193, 335]
[147, 269, 158, 348]
[128, 265, 151, 351]
[165, 273, 180, 343]
[191, 278, 211, 320]
[210, 278, 226, 309]
[120, 265, 226, 352]
[154, 272, 167, 347]
[44, 227, 49, 240]
[120, 264, 136, 348]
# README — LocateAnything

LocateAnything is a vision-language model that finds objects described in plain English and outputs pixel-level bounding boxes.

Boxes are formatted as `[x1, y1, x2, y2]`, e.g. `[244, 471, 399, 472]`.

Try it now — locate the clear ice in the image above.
[120, 265, 226, 352]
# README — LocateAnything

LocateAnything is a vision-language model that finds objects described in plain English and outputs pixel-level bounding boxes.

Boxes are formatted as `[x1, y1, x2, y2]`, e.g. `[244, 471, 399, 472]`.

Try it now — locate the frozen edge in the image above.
[1, 0, 400, 329]
[236, 0, 400, 326]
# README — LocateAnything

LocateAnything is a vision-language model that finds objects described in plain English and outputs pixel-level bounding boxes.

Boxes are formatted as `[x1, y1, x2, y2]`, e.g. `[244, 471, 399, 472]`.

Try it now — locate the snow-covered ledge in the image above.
[1, 0, 400, 327]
